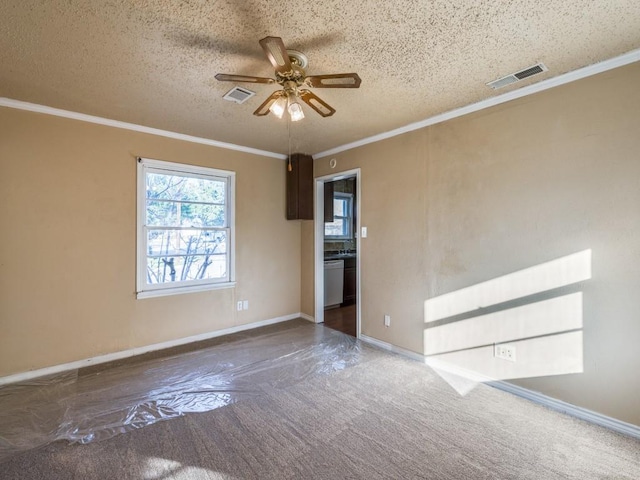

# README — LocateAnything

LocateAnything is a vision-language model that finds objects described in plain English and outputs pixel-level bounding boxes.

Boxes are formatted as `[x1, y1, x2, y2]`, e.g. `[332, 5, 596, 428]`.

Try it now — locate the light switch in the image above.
[361, 226, 367, 238]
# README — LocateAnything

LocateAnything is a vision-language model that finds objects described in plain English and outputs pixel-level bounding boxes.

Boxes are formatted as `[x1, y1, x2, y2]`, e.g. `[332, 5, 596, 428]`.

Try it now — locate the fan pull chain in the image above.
[287, 112, 292, 172]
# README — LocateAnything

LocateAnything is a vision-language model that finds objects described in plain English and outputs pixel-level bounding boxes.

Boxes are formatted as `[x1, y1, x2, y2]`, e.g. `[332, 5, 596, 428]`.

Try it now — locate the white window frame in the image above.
[325, 192, 354, 240]
[136, 158, 236, 299]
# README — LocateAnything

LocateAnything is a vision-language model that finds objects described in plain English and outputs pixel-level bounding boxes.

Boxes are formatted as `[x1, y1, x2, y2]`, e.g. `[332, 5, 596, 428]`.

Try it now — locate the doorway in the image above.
[314, 169, 361, 338]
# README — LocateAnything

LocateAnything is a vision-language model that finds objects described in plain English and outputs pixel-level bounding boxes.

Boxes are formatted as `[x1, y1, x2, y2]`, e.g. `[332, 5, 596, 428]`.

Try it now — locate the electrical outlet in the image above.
[237, 301, 243, 311]
[384, 314, 391, 327]
[243, 300, 249, 310]
[494, 344, 516, 362]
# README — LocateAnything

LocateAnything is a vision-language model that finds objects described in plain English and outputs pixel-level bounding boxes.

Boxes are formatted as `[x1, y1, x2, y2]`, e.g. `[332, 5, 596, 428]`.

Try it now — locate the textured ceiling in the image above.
[1, 1, 639, 155]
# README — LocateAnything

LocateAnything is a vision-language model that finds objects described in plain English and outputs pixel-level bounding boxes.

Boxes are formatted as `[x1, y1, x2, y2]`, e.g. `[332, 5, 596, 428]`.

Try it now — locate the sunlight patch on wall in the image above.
[427, 331, 583, 384]
[425, 293, 583, 356]
[424, 250, 591, 395]
[425, 250, 591, 323]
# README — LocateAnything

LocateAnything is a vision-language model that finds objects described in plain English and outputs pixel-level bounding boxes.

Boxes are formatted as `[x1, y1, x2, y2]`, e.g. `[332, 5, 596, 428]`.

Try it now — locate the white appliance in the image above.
[324, 260, 344, 308]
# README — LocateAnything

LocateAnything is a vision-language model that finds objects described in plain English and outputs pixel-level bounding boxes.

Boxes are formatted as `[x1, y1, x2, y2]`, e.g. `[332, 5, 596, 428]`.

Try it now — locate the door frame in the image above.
[314, 168, 362, 338]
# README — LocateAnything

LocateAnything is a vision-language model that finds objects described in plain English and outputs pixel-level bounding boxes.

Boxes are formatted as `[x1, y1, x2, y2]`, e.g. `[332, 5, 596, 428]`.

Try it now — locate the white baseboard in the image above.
[5, 322, 638, 439]
[0, 312, 303, 386]
[359, 334, 425, 362]
[359, 334, 640, 439]
[488, 380, 640, 440]
[299, 313, 315, 323]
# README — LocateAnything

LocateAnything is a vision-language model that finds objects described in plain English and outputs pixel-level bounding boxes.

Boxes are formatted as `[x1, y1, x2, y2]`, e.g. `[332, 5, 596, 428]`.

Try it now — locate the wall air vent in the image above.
[223, 86, 256, 104]
[486, 63, 548, 90]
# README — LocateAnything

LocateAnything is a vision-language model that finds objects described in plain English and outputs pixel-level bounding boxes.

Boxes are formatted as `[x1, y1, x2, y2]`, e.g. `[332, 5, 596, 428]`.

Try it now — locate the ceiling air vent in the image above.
[223, 86, 256, 104]
[486, 63, 548, 90]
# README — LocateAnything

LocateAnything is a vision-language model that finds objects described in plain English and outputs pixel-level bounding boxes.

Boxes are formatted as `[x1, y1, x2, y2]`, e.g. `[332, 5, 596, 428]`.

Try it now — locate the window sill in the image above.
[137, 281, 236, 299]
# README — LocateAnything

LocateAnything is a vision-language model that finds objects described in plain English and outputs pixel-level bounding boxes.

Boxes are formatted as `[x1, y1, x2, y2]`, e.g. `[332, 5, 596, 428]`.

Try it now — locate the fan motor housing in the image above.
[276, 66, 307, 87]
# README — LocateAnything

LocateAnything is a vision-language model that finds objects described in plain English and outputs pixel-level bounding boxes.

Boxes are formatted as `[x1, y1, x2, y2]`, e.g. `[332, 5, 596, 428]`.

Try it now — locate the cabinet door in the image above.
[343, 266, 356, 305]
[286, 154, 313, 220]
[324, 181, 334, 223]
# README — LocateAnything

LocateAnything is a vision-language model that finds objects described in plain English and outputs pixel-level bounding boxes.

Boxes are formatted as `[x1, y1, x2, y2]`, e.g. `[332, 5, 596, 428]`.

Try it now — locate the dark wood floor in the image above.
[323, 304, 356, 337]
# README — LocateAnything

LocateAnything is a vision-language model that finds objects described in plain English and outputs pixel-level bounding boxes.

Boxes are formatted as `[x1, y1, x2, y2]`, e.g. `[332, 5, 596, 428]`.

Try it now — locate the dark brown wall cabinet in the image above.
[286, 153, 313, 220]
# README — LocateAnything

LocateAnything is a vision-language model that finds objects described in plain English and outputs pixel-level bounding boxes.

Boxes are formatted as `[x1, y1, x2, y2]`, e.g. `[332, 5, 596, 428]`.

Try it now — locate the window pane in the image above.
[325, 219, 345, 237]
[147, 172, 225, 204]
[146, 200, 177, 227]
[146, 201, 225, 227]
[147, 254, 227, 284]
[333, 198, 346, 216]
[147, 229, 227, 257]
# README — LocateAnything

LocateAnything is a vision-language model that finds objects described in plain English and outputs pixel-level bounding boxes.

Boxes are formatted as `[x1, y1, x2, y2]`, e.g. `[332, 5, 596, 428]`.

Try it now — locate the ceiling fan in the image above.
[215, 36, 361, 121]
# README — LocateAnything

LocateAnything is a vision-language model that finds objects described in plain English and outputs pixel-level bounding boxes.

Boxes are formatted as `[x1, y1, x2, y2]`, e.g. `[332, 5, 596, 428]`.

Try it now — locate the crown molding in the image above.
[3, 47, 638, 161]
[313, 48, 640, 159]
[0, 97, 287, 160]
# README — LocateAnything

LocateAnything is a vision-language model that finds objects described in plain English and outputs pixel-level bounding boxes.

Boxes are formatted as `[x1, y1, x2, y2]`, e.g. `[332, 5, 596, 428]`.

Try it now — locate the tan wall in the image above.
[311, 62, 640, 426]
[300, 221, 315, 317]
[0, 108, 301, 376]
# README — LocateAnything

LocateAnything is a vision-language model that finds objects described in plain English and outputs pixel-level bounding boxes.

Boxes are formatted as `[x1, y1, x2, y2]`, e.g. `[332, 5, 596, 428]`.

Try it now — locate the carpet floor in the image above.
[1, 321, 638, 479]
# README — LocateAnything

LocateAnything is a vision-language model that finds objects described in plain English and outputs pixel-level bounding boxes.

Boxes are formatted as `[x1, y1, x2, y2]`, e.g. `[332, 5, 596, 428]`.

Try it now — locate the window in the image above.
[325, 193, 353, 239]
[137, 158, 235, 298]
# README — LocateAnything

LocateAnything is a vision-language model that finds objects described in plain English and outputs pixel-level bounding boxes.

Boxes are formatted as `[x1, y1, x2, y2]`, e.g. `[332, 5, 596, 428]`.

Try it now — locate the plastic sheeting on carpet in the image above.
[0, 323, 368, 462]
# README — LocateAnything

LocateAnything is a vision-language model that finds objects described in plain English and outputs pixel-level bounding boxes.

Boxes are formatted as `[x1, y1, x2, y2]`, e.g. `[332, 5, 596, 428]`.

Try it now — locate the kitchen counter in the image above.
[324, 253, 357, 261]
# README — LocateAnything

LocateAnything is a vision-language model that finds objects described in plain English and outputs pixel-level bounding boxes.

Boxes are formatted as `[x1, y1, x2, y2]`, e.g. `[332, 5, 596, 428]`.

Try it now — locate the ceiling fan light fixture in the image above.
[288, 99, 305, 122]
[269, 96, 287, 119]
[216, 37, 361, 121]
